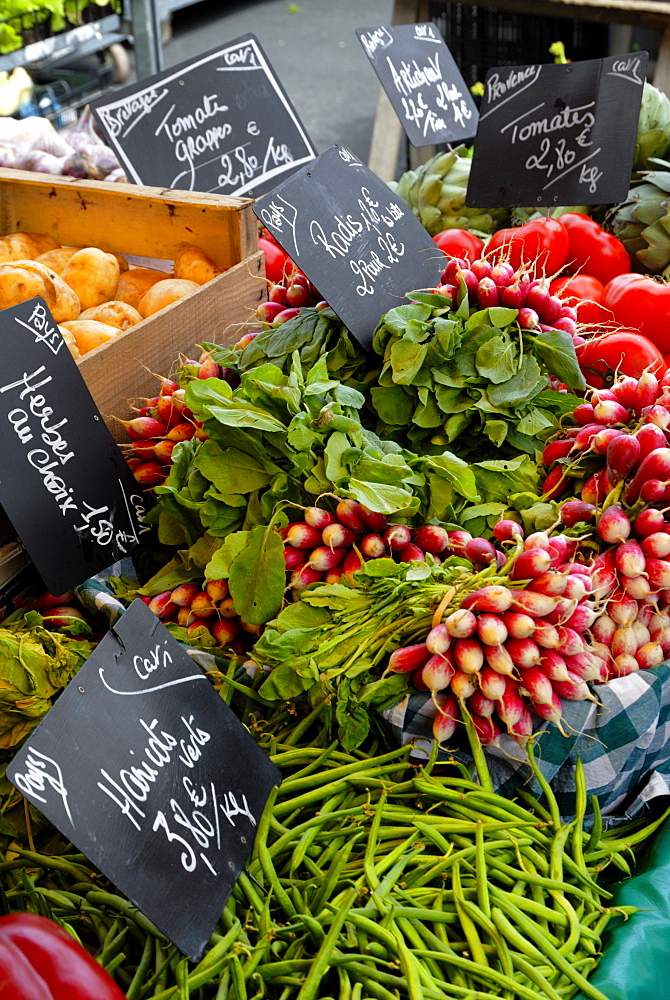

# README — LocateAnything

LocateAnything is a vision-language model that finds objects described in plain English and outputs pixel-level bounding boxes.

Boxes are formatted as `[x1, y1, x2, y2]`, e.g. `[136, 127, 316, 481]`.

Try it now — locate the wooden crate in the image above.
[0, 169, 266, 437]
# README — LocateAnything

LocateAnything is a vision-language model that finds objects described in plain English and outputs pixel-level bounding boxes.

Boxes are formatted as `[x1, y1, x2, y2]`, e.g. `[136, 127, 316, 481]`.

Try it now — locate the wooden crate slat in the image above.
[77, 251, 265, 439]
[0, 169, 258, 271]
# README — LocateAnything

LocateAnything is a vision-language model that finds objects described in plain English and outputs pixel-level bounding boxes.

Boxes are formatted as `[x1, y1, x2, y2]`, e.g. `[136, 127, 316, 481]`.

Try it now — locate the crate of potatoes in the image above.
[0, 168, 265, 438]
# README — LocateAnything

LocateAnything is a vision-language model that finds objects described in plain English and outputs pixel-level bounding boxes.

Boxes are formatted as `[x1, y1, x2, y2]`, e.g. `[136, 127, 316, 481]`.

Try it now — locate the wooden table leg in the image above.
[654, 24, 670, 95]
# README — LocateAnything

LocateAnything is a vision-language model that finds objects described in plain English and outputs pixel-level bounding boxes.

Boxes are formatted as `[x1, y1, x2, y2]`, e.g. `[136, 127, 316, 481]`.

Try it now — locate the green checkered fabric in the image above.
[381, 667, 670, 829]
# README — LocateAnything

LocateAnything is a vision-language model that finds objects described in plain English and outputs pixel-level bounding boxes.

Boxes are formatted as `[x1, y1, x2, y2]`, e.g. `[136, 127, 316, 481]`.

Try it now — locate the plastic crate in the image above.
[30, 63, 114, 126]
[429, 0, 610, 90]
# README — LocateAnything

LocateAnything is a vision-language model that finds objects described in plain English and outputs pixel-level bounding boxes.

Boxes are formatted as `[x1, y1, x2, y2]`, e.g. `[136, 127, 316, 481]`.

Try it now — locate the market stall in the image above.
[2, 9, 670, 1000]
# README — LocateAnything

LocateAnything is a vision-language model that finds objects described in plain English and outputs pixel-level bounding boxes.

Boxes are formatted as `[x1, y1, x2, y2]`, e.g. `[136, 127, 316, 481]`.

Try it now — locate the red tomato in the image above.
[258, 236, 292, 283]
[576, 331, 667, 387]
[433, 229, 484, 262]
[558, 213, 630, 285]
[601, 273, 670, 354]
[486, 218, 569, 278]
[550, 274, 607, 325]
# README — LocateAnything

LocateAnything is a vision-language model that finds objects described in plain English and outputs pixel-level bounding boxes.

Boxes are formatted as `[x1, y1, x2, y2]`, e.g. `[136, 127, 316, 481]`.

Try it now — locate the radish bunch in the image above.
[588, 504, 670, 678]
[141, 577, 259, 654]
[121, 353, 237, 487]
[437, 257, 582, 345]
[255, 272, 327, 330]
[282, 499, 457, 589]
[386, 519, 602, 746]
[541, 369, 670, 504]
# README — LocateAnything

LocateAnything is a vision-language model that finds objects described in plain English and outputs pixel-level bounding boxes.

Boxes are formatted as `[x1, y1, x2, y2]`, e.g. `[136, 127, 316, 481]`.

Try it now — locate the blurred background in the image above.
[161, 0, 394, 163]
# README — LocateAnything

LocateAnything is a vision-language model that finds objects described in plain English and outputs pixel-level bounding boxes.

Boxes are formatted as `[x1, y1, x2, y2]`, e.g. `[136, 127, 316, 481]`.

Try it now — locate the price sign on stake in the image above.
[356, 23, 478, 146]
[253, 144, 445, 347]
[7, 599, 281, 960]
[92, 33, 316, 197]
[0, 298, 147, 594]
[466, 52, 648, 208]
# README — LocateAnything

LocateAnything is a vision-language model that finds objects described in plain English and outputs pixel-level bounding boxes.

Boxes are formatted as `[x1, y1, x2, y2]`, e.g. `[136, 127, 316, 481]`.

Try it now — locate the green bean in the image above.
[311, 840, 358, 916]
[508, 950, 563, 1000]
[457, 896, 515, 983]
[294, 888, 358, 1000]
[229, 953, 247, 1000]
[474, 823, 491, 920]
[126, 934, 156, 1000]
[452, 860, 489, 968]
[585, 796, 603, 855]
[6, 849, 97, 884]
[98, 922, 129, 967]
[493, 905, 611, 1000]
[363, 790, 388, 892]
[393, 922, 429, 1000]
[86, 890, 165, 938]
[395, 914, 448, 989]
[277, 747, 411, 801]
[526, 740, 561, 832]
[490, 903, 552, 963]
[215, 969, 231, 1000]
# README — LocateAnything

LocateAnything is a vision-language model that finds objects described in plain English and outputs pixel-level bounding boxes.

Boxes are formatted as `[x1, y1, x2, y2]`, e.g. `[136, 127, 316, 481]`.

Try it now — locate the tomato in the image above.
[486, 218, 569, 277]
[549, 274, 607, 324]
[558, 213, 630, 285]
[258, 236, 292, 283]
[576, 331, 667, 388]
[601, 273, 670, 354]
[433, 229, 484, 262]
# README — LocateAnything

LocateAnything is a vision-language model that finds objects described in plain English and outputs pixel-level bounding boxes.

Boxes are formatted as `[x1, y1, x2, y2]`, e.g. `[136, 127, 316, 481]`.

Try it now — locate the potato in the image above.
[35, 247, 80, 274]
[174, 243, 223, 285]
[79, 301, 142, 331]
[115, 267, 169, 309]
[138, 278, 200, 318]
[60, 247, 120, 311]
[57, 324, 80, 360]
[11, 260, 80, 322]
[0, 231, 60, 263]
[61, 320, 119, 355]
[0, 264, 45, 311]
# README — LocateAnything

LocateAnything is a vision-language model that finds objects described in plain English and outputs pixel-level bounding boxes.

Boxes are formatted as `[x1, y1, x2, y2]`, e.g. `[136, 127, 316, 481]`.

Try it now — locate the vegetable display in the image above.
[1, 713, 668, 1000]
[7, 54, 670, 1000]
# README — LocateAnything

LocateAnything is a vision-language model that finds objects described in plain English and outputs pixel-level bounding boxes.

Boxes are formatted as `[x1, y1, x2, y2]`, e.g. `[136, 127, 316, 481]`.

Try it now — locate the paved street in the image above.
[162, 0, 394, 162]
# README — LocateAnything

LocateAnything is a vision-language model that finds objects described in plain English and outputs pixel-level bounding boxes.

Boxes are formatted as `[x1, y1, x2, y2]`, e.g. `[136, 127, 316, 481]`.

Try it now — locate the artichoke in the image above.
[634, 82, 670, 172]
[390, 146, 508, 236]
[0, 612, 94, 749]
[605, 158, 670, 274]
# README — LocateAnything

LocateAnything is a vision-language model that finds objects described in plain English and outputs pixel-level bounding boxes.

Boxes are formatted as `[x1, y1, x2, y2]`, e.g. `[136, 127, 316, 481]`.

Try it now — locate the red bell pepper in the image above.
[0, 912, 126, 999]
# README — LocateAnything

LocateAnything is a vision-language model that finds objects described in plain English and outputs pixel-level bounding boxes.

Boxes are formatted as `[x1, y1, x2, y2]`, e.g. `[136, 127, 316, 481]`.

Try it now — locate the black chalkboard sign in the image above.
[253, 144, 445, 346]
[7, 599, 281, 960]
[0, 299, 148, 594]
[466, 52, 648, 208]
[92, 33, 316, 197]
[356, 23, 478, 146]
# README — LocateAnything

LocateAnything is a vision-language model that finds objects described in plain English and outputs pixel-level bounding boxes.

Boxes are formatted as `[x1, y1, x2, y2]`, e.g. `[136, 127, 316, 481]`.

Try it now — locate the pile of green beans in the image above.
[3, 728, 668, 1000]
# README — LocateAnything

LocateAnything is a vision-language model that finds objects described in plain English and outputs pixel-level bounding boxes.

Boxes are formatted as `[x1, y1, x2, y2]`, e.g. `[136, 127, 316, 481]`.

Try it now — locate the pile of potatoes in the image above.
[0, 231, 224, 357]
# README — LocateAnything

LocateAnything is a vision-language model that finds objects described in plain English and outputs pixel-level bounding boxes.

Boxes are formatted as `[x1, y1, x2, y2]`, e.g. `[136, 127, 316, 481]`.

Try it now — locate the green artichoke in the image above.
[390, 147, 508, 236]
[634, 82, 670, 172]
[606, 158, 670, 274]
[0, 612, 94, 749]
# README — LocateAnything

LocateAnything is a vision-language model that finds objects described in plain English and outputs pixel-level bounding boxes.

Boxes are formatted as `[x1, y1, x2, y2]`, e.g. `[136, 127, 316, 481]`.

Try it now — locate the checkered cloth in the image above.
[382, 667, 670, 828]
[75, 566, 670, 829]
